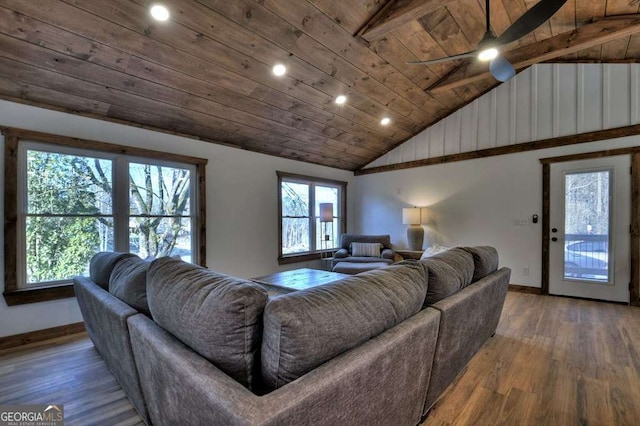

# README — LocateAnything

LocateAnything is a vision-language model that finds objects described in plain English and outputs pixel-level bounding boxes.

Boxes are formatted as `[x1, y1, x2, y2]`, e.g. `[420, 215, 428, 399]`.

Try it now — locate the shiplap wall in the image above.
[365, 64, 640, 168]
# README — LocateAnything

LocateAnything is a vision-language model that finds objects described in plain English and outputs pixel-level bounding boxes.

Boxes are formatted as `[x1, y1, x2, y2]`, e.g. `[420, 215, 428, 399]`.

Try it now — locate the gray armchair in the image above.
[332, 234, 395, 269]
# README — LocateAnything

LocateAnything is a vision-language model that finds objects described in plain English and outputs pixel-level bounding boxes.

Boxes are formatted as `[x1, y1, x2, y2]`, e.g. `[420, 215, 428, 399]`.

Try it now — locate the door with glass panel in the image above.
[548, 156, 630, 303]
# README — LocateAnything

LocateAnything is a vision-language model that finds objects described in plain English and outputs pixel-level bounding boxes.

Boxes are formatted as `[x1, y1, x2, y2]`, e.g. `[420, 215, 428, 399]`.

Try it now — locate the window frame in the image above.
[3, 127, 207, 306]
[277, 171, 347, 265]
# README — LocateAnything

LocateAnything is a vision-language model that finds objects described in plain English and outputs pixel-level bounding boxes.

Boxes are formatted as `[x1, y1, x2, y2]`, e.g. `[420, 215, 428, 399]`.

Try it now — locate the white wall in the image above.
[367, 64, 640, 168]
[354, 135, 640, 288]
[0, 100, 354, 337]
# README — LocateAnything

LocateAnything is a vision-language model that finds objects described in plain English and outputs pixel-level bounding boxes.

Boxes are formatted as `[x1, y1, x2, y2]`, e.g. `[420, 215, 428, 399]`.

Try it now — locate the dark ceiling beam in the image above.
[357, 0, 456, 42]
[428, 16, 640, 94]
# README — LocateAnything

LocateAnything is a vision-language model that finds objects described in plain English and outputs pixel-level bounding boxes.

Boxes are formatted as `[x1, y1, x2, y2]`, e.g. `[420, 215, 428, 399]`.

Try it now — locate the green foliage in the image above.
[26, 150, 193, 284]
[26, 151, 101, 283]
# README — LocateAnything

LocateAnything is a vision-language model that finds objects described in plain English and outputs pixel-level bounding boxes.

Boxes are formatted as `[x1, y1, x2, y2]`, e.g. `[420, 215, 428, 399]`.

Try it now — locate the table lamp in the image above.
[402, 207, 423, 251]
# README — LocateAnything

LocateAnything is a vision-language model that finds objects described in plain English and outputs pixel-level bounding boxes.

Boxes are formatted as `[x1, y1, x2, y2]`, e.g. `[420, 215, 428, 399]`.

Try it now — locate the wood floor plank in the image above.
[1, 293, 639, 425]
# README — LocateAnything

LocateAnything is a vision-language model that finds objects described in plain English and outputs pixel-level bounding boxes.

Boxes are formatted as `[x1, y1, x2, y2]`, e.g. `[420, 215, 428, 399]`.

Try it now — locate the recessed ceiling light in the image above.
[335, 95, 347, 105]
[272, 64, 287, 76]
[150, 4, 170, 21]
[380, 117, 391, 126]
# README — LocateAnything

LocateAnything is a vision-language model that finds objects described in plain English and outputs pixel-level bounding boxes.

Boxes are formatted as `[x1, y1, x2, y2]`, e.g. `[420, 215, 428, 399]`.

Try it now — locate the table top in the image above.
[251, 268, 350, 292]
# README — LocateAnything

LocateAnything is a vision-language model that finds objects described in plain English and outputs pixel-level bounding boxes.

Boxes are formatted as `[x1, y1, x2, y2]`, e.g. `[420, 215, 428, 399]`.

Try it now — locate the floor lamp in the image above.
[319, 203, 334, 258]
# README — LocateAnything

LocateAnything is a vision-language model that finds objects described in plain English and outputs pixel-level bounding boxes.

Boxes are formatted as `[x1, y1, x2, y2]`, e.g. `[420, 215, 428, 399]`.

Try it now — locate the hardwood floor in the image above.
[423, 293, 640, 425]
[1, 292, 639, 425]
[0, 334, 143, 426]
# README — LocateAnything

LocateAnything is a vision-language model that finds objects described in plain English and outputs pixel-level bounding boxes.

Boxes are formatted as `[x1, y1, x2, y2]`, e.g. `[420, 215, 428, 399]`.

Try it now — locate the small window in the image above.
[278, 172, 346, 264]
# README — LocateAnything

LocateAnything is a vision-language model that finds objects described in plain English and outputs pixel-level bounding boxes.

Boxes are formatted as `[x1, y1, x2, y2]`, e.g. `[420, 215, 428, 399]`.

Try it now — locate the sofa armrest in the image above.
[129, 308, 440, 426]
[423, 267, 510, 412]
[333, 248, 349, 259]
[381, 248, 394, 260]
[73, 277, 150, 423]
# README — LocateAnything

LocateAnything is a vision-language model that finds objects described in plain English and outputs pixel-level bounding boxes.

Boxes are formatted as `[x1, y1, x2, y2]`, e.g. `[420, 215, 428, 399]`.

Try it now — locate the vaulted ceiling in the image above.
[1, 0, 639, 170]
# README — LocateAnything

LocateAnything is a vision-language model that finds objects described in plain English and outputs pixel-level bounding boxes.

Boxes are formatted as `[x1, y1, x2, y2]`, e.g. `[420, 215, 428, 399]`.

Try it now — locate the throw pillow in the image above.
[351, 242, 381, 257]
[420, 244, 451, 260]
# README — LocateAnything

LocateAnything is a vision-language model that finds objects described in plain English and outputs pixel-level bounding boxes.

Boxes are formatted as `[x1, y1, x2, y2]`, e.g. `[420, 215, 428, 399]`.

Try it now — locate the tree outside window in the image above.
[22, 147, 196, 287]
[4, 128, 207, 305]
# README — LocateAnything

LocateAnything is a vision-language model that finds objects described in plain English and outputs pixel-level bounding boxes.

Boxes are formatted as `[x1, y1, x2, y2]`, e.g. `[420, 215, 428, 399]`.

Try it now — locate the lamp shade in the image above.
[420, 208, 429, 224]
[319, 203, 333, 222]
[402, 207, 421, 225]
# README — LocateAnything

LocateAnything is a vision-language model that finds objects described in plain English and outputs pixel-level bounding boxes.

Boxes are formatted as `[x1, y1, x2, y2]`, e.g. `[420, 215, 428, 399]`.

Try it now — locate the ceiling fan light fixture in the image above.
[478, 47, 499, 62]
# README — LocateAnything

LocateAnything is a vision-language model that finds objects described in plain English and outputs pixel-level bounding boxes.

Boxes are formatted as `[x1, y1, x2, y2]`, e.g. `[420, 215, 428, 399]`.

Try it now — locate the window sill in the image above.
[3, 283, 76, 306]
[278, 251, 335, 265]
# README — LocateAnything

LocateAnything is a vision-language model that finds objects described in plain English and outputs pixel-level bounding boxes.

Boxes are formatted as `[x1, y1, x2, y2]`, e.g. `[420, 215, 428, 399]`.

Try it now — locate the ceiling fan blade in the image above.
[407, 51, 476, 65]
[489, 56, 516, 82]
[494, 0, 567, 47]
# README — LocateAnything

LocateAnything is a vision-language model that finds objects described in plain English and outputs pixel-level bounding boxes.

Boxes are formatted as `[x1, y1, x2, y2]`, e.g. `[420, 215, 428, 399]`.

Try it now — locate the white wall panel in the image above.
[364, 64, 640, 169]
[476, 91, 493, 149]
[536, 65, 554, 140]
[430, 121, 445, 157]
[556, 64, 578, 137]
[444, 111, 461, 155]
[515, 69, 532, 143]
[459, 103, 477, 152]
[495, 81, 511, 147]
[579, 64, 604, 133]
[607, 65, 631, 129]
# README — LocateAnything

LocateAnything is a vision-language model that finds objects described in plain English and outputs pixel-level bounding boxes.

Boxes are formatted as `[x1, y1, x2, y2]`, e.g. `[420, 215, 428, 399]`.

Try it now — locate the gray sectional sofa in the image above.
[74, 246, 510, 425]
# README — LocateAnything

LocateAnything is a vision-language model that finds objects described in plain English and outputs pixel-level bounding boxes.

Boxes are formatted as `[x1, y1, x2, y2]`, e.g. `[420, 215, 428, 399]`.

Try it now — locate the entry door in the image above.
[549, 155, 630, 303]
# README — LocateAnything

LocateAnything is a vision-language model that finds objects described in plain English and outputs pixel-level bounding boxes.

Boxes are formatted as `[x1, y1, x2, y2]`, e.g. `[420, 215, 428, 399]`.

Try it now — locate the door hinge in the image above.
[630, 282, 633, 291]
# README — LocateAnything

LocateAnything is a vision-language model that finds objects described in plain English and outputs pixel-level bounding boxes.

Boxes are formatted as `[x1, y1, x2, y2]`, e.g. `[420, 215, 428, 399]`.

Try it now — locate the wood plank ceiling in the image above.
[0, 0, 639, 170]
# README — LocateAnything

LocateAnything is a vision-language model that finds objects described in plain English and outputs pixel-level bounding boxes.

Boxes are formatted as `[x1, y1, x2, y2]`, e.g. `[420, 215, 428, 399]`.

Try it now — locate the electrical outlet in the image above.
[523, 267, 530, 276]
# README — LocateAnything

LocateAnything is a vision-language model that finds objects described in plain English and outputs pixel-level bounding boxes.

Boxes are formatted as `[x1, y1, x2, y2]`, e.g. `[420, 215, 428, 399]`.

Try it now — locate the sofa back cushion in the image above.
[146, 257, 268, 390]
[109, 256, 151, 315]
[261, 262, 427, 390]
[462, 246, 499, 281]
[420, 248, 474, 305]
[90, 252, 137, 289]
[339, 234, 392, 251]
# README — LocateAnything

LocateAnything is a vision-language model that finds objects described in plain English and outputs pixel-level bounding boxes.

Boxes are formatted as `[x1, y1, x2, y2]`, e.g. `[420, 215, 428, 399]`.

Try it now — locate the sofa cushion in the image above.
[462, 246, 499, 281]
[430, 248, 475, 287]
[146, 257, 268, 390]
[261, 262, 427, 390]
[90, 252, 137, 290]
[420, 248, 474, 305]
[109, 256, 151, 316]
[350, 242, 381, 257]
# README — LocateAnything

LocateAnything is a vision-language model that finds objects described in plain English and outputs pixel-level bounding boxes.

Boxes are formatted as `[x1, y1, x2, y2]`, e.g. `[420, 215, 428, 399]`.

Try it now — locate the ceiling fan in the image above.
[408, 0, 567, 83]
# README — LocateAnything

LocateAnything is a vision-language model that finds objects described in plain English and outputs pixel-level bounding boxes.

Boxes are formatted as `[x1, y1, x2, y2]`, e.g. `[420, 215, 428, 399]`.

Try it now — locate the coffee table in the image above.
[251, 268, 350, 295]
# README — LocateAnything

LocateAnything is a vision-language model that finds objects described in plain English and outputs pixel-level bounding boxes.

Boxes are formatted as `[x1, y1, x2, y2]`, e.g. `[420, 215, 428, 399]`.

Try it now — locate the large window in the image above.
[3, 128, 206, 305]
[278, 172, 346, 264]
